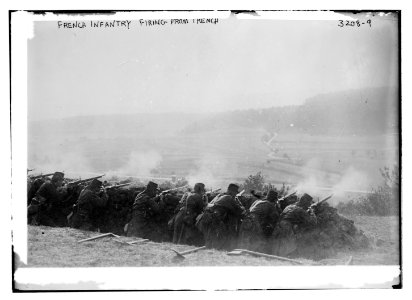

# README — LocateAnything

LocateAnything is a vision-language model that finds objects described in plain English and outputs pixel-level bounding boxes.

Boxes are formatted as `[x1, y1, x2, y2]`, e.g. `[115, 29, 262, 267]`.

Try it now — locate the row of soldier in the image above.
[27, 171, 326, 256]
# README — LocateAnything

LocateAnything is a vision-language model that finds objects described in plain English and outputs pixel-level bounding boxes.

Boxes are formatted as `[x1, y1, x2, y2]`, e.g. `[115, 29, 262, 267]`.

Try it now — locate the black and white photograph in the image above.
[9, 9, 402, 291]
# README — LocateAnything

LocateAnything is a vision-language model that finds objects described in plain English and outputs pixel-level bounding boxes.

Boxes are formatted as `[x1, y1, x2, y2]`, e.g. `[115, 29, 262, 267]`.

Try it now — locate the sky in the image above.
[27, 12, 399, 121]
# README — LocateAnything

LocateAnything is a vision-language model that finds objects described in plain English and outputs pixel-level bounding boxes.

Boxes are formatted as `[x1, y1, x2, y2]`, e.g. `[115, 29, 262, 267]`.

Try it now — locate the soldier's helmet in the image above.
[146, 181, 158, 190]
[51, 172, 65, 182]
[227, 183, 239, 194]
[297, 193, 313, 209]
[265, 190, 278, 203]
[89, 179, 103, 191]
[251, 190, 263, 199]
[194, 183, 205, 193]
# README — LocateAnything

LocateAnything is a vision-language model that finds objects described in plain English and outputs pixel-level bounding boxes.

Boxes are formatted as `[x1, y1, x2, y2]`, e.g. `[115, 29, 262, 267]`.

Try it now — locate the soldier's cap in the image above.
[51, 172, 65, 181]
[251, 190, 263, 199]
[265, 190, 278, 202]
[194, 183, 205, 193]
[298, 193, 313, 206]
[227, 183, 239, 193]
[146, 181, 158, 190]
[89, 178, 103, 190]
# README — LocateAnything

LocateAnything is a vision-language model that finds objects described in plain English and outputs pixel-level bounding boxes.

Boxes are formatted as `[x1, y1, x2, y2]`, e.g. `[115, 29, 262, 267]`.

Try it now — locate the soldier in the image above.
[238, 190, 280, 253]
[69, 179, 108, 231]
[240, 190, 259, 210]
[27, 177, 45, 206]
[58, 182, 86, 227]
[277, 193, 298, 212]
[102, 187, 136, 235]
[157, 192, 182, 242]
[272, 193, 317, 256]
[27, 172, 67, 226]
[172, 183, 207, 246]
[196, 183, 245, 250]
[126, 181, 164, 241]
[167, 189, 191, 239]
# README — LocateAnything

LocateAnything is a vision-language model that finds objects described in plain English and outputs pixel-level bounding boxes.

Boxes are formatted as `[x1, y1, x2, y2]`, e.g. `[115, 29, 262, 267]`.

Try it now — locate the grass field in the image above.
[22, 215, 399, 268]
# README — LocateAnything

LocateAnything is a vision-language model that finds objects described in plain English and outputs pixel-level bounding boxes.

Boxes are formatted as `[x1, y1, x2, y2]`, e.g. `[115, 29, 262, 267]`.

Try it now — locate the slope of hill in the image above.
[27, 86, 399, 190]
[182, 86, 399, 135]
[29, 112, 204, 140]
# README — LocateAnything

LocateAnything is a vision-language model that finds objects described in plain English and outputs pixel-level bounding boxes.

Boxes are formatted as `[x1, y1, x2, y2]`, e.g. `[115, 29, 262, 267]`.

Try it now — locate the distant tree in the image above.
[242, 172, 265, 192]
[107, 175, 119, 182]
[175, 177, 189, 188]
[158, 177, 189, 191]
[337, 164, 400, 216]
[159, 181, 174, 191]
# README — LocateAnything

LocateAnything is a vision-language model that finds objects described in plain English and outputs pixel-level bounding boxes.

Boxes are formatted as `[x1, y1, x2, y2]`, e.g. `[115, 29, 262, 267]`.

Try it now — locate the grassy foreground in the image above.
[22, 215, 399, 268]
[24, 226, 311, 267]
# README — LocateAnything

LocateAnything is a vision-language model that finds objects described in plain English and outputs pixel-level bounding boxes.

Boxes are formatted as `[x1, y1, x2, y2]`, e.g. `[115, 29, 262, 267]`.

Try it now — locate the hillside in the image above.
[28, 86, 398, 141]
[27, 86, 399, 191]
[182, 86, 399, 135]
[28, 112, 204, 140]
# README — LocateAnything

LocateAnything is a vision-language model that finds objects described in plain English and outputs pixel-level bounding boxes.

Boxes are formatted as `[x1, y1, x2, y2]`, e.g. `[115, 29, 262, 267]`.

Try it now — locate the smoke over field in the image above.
[106, 150, 163, 179]
[28, 112, 398, 204]
[332, 167, 372, 196]
[293, 160, 374, 204]
[185, 153, 241, 189]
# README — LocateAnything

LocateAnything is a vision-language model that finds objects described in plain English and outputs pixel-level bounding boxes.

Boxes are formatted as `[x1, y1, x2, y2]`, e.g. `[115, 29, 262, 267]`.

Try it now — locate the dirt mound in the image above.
[288, 203, 371, 260]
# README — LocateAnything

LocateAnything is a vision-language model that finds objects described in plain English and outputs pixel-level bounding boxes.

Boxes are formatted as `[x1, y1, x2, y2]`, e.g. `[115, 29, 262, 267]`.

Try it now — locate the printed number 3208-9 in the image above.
[338, 19, 372, 27]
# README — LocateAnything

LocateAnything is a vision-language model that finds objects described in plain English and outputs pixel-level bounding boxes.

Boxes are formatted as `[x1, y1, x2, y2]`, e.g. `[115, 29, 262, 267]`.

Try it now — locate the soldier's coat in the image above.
[197, 193, 245, 250]
[238, 199, 280, 253]
[70, 188, 108, 231]
[126, 191, 163, 241]
[172, 192, 205, 246]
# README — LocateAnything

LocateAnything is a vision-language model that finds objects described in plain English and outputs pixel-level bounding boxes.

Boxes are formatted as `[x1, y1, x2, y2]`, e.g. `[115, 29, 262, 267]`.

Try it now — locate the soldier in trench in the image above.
[172, 183, 207, 246]
[238, 190, 280, 253]
[126, 181, 165, 242]
[196, 183, 245, 250]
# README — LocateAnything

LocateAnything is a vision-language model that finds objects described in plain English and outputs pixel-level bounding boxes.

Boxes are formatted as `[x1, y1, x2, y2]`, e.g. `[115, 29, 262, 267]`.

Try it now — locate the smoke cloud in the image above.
[294, 158, 372, 204]
[106, 150, 163, 179]
[186, 153, 231, 190]
[294, 158, 326, 194]
[28, 143, 95, 178]
[332, 166, 372, 197]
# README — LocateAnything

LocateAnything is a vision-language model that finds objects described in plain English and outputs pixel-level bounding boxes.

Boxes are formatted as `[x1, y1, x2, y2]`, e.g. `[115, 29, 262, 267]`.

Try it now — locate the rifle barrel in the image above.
[279, 190, 297, 201]
[207, 188, 221, 194]
[106, 183, 131, 189]
[30, 173, 54, 179]
[318, 194, 334, 204]
[68, 174, 104, 186]
[236, 190, 245, 197]
[161, 185, 188, 194]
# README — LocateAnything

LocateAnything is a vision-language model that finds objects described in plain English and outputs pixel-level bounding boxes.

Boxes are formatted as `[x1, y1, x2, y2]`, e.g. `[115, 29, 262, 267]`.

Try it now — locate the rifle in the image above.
[66, 174, 105, 187]
[235, 190, 246, 211]
[29, 173, 55, 180]
[206, 188, 221, 195]
[236, 190, 245, 197]
[160, 185, 189, 195]
[278, 190, 297, 201]
[314, 194, 334, 206]
[105, 183, 131, 190]
[310, 194, 334, 213]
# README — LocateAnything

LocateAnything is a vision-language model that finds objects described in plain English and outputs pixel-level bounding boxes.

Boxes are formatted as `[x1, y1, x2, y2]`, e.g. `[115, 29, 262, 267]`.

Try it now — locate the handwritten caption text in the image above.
[57, 18, 219, 30]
